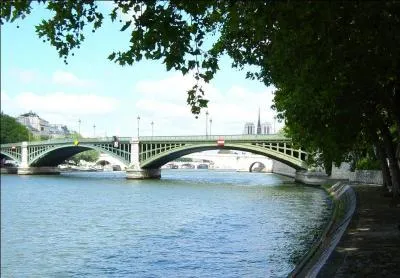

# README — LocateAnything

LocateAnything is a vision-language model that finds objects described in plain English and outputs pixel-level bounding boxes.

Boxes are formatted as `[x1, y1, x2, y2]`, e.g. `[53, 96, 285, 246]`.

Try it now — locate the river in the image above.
[1, 170, 332, 277]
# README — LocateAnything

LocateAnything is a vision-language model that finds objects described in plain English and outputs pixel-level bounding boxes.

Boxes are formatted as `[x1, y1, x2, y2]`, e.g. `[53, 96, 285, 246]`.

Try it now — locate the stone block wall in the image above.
[272, 160, 296, 177]
[330, 162, 383, 185]
[349, 170, 383, 185]
[331, 162, 352, 180]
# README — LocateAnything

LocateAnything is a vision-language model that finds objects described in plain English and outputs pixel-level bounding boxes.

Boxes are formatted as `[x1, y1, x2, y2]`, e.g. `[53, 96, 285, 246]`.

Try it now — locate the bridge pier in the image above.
[126, 167, 161, 179]
[17, 166, 60, 175]
[126, 138, 161, 179]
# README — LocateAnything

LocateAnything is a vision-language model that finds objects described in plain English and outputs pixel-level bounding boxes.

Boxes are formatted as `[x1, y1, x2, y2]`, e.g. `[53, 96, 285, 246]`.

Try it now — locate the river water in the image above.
[1, 170, 332, 278]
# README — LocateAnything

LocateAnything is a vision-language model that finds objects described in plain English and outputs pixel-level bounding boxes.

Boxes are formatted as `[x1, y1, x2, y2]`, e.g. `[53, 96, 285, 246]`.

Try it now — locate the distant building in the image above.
[261, 122, 272, 134]
[256, 108, 262, 134]
[243, 122, 255, 135]
[16, 111, 71, 138]
[17, 111, 49, 135]
[243, 108, 273, 135]
[48, 124, 71, 137]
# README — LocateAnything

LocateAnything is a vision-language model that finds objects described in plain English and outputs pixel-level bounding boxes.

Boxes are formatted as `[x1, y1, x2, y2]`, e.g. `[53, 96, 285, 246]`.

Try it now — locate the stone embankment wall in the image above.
[349, 170, 383, 185]
[0, 167, 18, 174]
[330, 162, 353, 180]
[272, 161, 383, 185]
[331, 162, 383, 185]
[289, 182, 356, 277]
[271, 160, 296, 177]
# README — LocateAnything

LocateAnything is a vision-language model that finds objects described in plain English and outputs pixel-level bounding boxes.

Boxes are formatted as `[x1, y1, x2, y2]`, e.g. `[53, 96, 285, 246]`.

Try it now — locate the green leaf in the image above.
[108, 52, 116, 60]
[120, 20, 131, 32]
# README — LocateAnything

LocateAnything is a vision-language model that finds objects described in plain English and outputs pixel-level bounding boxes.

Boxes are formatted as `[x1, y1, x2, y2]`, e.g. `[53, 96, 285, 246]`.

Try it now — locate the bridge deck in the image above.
[1, 134, 290, 147]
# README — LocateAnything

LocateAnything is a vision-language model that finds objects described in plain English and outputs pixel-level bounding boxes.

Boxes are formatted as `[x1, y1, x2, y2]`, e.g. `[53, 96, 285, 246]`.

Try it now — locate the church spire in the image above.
[257, 107, 261, 135]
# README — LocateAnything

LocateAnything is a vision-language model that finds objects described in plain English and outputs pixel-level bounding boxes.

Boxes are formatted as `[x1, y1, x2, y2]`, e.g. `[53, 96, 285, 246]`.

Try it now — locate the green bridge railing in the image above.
[1, 134, 290, 147]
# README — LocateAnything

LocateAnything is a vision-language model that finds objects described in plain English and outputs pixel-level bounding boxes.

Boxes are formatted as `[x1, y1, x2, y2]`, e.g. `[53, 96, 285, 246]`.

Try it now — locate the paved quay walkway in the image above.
[319, 184, 400, 277]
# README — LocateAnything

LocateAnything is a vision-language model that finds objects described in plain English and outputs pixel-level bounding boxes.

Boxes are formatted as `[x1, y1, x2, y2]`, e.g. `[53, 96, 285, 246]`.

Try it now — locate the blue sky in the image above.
[1, 3, 281, 137]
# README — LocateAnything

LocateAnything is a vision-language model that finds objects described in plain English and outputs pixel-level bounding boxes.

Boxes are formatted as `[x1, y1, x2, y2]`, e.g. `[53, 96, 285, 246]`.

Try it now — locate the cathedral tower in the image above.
[257, 108, 262, 134]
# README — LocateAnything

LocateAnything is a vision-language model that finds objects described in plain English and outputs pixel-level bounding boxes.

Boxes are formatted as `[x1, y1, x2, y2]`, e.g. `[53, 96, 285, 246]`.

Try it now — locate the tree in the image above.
[174, 157, 193, 162]
[0, 112, 32, 144]
[262, 3, 400, 196]
[69, 150, 99, 164]
[2, 1, 399, 197]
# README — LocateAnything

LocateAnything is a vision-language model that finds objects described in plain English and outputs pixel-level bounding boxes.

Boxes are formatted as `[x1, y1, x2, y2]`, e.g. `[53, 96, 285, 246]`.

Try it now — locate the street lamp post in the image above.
[273, 116, 276, 134]
[93, 124, 96, 137]
[78, 119, 81, 136]
[151, 121, 154, 137]
[137, 116, 141, 138]
[206, 111, 209, 137]
[209, 118, 212, 136]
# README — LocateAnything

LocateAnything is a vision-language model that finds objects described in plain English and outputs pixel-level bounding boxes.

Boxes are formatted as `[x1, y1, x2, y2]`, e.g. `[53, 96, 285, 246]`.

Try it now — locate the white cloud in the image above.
[0, 90, 20, 116]
[52, 70, 95, 88]
[215, 85, 276, 121]
[14, 92, 118, 116]
[136, 99, 188, 117]
[135, 73, 222, 104]
[1, 91, 10, 101]
[18, 70, 37, 83]
[132, 73, 280, 135]
[135, 73, 193, 102]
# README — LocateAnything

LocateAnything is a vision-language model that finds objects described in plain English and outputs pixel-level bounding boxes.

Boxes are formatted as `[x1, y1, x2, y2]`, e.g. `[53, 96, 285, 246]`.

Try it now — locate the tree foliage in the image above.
[69, 150, 99, 164]
[2, 1, 399, 197]
[356, 158, 381, 171]
[0, 112, 31, 144]
[174, 157, 193, 162]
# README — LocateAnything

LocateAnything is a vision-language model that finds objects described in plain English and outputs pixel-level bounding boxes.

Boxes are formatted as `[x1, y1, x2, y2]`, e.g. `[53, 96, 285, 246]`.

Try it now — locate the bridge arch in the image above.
[28, 144, 129, 167]
[96, 160, 111, 166]
[249, 161, 266, 172]
[0, 152, 20, 165]
[140, 143, 306, 170]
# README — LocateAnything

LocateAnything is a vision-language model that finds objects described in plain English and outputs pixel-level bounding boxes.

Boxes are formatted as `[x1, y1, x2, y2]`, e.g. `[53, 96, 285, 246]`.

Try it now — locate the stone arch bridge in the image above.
[1, 135, 309, 179]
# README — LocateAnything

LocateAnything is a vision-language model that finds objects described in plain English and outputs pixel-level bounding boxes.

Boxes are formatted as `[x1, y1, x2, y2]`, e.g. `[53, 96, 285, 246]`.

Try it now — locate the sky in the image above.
[1, 3, 282, 138]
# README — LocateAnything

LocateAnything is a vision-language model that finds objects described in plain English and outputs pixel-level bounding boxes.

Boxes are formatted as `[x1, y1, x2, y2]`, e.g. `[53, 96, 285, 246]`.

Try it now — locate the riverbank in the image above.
[289, 182, 356, 277]
[290, 182, 400, 277]
[319, 184, 400, 277]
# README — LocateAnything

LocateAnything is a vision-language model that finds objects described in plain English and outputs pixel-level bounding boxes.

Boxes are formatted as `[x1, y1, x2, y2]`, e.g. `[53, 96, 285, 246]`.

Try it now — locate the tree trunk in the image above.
[380, 125, 400, 198]
[374, 141, 392, 191]
[393, 86, 400, 138]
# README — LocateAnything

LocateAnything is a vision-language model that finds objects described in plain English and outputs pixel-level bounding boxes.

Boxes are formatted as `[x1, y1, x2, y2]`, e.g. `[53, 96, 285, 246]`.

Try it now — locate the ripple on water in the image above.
[1, 170, 331, 278]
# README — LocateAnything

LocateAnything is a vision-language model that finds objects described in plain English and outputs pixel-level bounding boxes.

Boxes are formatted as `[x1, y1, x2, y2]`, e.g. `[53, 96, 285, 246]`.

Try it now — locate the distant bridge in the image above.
[1, 135, 308, 179]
